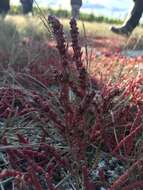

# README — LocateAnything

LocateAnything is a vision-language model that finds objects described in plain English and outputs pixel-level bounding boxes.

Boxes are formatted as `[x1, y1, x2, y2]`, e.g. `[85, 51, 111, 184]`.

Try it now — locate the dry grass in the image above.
[4, 15, 143, 38]
[5, 15, 50, 39]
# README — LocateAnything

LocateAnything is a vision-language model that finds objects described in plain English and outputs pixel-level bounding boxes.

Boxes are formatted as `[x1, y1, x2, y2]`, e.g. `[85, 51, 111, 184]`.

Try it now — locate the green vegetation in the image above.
[9, 5, 123, 24]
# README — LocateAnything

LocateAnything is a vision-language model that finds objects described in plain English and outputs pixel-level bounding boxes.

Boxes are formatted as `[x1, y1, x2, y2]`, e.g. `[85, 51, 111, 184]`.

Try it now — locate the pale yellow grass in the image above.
[5, 15, 47, 38]
[4, 15, 143, 39]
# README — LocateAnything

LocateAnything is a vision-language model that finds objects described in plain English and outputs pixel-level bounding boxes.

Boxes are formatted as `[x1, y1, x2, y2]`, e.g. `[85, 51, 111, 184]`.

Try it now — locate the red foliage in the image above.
[0, 17, 143, 190]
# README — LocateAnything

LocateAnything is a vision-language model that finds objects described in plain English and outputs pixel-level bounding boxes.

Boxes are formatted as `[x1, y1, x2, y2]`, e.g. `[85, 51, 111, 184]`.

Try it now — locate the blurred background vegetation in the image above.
[9, 5, 123, 24]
